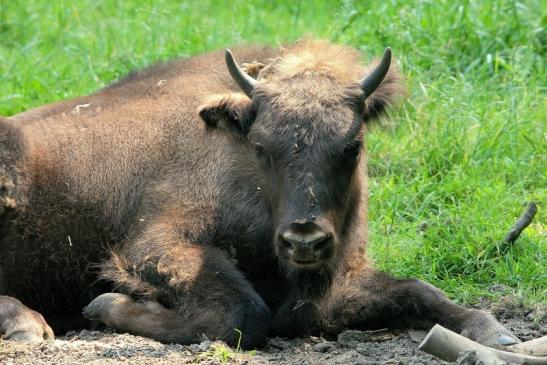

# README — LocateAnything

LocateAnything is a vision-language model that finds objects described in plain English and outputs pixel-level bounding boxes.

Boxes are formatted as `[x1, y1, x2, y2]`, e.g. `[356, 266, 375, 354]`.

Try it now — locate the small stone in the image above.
[189, 340, 211, 353]
[268, 337, 290, 350]
[408, 330, 427, 343]
[488, 284, 511, 293]
[199, 340, 211, 351]
[313, 342, 335, 353]
[94, 343, 109, 352]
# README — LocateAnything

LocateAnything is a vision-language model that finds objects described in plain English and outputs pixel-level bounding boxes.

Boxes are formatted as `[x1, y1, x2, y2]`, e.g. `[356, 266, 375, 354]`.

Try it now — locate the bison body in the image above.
[1, 45, 275, 334]
[0, 40, 518, 348]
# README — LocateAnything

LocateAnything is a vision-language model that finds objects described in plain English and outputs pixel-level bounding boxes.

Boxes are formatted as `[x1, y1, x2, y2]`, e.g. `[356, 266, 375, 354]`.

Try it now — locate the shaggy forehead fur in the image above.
[251, 40, 369, 141]
[248, 39, 404, 144]
[262, 39, 365, 83]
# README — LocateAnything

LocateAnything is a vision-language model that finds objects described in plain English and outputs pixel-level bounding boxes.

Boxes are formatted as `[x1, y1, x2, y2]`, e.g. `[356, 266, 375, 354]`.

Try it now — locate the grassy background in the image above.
[1, 0, 545, 305]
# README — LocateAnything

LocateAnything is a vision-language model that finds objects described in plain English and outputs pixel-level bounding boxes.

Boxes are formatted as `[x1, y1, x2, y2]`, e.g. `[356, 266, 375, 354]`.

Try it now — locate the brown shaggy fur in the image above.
[0, 40, 515, 348]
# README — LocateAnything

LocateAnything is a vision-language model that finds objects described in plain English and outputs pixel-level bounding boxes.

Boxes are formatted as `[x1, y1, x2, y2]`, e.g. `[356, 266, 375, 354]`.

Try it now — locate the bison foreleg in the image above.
[323, 269, 520, 347]
[89, 248, 270, 348]
[88, 211, 271, 349]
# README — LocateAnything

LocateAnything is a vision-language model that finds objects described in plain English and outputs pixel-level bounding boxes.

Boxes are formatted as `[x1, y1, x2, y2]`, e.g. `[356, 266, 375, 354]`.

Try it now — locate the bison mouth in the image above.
[292, 258, 322, 266]
[277, 235, 334, 269]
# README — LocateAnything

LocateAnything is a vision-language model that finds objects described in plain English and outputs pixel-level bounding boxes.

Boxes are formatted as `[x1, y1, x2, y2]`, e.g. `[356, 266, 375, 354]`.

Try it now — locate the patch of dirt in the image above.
[0, 308, 544, 364]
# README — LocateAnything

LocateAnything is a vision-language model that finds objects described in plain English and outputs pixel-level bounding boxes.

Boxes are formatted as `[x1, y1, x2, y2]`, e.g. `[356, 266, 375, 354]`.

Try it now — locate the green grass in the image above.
[1, 0, 545, 305]
[199, 343, 236, 364]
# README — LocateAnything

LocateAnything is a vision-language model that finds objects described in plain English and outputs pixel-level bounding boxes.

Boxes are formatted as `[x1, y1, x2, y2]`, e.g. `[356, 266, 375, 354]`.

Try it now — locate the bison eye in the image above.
[254, 143, 265, 155]
[343, 140, 362, 161]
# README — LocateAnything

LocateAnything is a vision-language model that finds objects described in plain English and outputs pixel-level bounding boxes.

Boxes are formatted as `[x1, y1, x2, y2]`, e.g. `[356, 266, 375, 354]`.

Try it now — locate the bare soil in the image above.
[1, 300, 544, 365]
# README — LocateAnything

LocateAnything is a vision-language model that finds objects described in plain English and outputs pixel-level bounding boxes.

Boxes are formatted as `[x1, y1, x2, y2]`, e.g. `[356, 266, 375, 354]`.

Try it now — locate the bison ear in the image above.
[198, 93, 255, 136]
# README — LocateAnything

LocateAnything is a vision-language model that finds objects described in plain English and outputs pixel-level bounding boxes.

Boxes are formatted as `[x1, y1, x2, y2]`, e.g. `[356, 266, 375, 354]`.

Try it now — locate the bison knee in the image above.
[0, 295, 54, 341]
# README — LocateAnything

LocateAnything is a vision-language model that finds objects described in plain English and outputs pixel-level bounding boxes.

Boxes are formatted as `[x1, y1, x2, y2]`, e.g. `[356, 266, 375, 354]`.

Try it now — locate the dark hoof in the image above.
[482, 333, 520, 347]
[461, 310, 520, 347]
[83, 292, 132, 324]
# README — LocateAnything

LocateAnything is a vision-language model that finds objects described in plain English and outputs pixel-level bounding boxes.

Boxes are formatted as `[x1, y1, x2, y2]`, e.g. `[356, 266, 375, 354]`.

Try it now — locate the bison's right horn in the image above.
[359, 47, 392, 98]
[225, 49, 257, 98]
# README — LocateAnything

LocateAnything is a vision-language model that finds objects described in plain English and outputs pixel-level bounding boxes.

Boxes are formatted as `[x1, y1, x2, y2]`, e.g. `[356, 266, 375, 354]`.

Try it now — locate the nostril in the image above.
[312, 235, 330, 252]
[281, 230, 330, 250]
[278, 234, 294, 249]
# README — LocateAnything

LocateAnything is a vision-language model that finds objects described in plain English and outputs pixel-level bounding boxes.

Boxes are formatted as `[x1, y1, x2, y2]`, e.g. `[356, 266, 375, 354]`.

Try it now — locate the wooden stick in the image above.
[503, 202, 537, 244]
[418, 324, 547, 365]
[508, 337, 547, 357]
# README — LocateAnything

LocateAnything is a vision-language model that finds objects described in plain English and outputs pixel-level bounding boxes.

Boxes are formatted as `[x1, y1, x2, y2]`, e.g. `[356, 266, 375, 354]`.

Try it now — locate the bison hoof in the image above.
[82, 292, 132, 324]
[0, 295, 54, 341]
[461, 310, 520, 347]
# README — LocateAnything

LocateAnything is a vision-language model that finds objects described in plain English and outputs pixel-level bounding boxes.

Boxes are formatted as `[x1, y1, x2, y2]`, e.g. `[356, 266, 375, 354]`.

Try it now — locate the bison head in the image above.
[200, 41, 403, 271]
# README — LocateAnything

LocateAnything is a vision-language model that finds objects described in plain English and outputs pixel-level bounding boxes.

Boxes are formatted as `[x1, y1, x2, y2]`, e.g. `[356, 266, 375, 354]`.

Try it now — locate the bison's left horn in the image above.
[225, 49, 257, 98]
[359, 47, 392, 97]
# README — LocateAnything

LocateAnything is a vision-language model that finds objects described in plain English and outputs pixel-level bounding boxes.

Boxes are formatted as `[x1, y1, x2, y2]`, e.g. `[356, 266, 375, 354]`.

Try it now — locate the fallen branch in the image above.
[418, 324, 547, 365]
[503, 202, 537, 245]
[508, 337, 547, 357]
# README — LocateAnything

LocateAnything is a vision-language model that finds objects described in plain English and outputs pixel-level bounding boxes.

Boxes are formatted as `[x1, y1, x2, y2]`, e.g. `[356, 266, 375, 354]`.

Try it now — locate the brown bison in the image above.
[0, 40, 519, 349]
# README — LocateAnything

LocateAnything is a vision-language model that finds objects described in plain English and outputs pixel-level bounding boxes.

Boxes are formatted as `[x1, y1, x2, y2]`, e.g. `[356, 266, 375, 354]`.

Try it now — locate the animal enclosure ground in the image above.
[1, 299, 545, 364]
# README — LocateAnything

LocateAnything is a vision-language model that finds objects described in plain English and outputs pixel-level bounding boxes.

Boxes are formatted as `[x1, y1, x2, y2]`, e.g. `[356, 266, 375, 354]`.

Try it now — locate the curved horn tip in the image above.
[224, 49, 234, 63]
[381, 47, 392, 63]
[384, 47, 392, 61]
[224, 48, 257, 98]
[359, 47, 393, 98]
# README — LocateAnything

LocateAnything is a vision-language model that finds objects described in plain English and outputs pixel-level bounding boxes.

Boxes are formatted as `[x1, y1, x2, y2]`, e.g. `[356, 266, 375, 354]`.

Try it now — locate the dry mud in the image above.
[1, 300, 545, 365]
